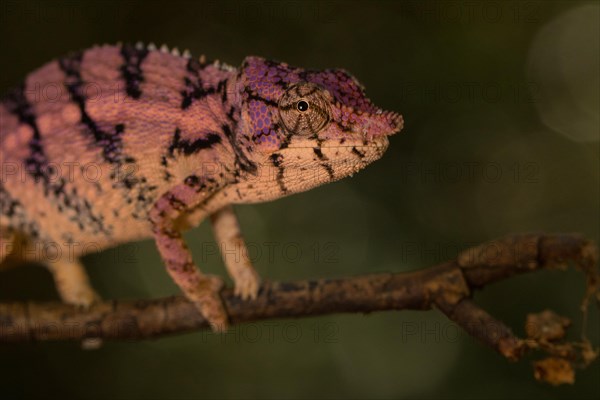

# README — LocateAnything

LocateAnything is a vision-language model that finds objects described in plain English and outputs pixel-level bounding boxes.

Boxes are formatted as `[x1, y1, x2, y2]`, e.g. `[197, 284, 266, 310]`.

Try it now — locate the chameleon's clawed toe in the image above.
[66, 288, 102, 309]
[50, 261, 102, 309]
[233, 269, 261, 301]
[193, 275, 230, 332]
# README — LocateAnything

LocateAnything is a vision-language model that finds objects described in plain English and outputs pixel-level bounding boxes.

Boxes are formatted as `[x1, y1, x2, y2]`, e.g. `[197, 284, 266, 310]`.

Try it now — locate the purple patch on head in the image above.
[243, 57, 302, 102]
[242, 56, 402, 142]
[248, 95, 276, 142]
[306, 69, 378, 114]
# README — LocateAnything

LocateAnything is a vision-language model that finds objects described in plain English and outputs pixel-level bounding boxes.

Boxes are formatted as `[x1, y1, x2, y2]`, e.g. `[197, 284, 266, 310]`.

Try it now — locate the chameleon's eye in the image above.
[297, 100, 309, 112]
[279, 82, 330, 135]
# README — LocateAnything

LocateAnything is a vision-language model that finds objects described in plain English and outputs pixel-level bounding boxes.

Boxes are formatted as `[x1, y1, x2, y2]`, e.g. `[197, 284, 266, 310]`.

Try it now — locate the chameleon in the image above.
[0, 42, 403, 331]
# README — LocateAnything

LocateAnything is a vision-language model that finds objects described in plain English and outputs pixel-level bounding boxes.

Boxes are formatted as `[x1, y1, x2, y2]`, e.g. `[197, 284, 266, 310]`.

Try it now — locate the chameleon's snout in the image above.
[356, 108, 404, 142]
[377, 108, 404, 136]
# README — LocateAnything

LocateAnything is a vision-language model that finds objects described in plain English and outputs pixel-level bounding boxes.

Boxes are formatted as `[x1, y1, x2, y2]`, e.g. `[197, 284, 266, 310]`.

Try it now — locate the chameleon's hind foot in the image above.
[47, 259, 100, 308]
[64, 286, 101, 308]
[66, 288, 104, 350]
[46, 258, 103, 349]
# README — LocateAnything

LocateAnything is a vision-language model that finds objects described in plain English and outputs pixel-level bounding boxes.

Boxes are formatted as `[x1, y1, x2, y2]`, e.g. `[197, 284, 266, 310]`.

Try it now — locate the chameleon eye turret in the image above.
[278, 82, 331, 135]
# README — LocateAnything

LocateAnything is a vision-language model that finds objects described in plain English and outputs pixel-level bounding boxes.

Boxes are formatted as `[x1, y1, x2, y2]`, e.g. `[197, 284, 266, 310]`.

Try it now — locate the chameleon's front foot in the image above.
[190, 274, 229, 331]
[150, 181, 240, 332]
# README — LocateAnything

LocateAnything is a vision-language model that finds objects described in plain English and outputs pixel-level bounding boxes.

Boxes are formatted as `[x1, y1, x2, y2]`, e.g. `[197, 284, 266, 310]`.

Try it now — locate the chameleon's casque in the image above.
[0, 43, 403, 330]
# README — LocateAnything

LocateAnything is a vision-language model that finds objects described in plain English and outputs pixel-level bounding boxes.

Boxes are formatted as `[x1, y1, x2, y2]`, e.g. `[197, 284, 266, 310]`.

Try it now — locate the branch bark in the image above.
[1, 233, 598, 383]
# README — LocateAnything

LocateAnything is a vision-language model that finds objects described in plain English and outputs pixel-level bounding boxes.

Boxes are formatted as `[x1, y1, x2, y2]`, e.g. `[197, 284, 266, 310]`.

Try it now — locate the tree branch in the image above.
[1, 233, 598, 384]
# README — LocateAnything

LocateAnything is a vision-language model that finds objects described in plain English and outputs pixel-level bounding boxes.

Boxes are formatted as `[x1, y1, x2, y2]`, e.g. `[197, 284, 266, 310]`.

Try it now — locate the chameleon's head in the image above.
[235, 56, 403, 198]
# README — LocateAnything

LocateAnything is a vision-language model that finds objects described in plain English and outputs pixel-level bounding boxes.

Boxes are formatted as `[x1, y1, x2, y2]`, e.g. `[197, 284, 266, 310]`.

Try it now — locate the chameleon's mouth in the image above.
[353, 135, 389, 161]
[371, 135, 390, 152]
[286, 136, 389, 150]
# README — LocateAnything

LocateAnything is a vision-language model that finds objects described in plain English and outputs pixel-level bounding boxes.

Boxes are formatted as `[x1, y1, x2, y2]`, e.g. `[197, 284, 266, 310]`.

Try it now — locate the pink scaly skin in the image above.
[0, 43, 403, 331]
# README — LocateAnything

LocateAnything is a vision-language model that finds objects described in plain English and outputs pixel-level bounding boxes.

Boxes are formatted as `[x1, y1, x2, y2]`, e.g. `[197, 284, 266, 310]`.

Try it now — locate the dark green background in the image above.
[1, 1, 598, 399]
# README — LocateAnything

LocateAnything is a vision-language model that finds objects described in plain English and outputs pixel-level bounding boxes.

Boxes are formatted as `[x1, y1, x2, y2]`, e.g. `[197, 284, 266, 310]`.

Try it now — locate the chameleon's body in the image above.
[0, 43, 402, 329]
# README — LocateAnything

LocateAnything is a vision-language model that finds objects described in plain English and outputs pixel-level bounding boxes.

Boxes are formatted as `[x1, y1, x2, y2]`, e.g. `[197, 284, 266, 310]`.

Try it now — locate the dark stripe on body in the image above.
[181, 58, 220, 109]
[2, 84, 112, 236]
[222, 125, 258, 174]
[120, 43, 149, 99]
[3, 84, 47, 186]
[58, 52, 158, 221]
[270, 153, 287, 194]
[352, 147, 365, 158]
[184, 174, 221, 194]
[168, 128, 222, 156]
[312, 148, 334, 180]
[322, 163, 335, 180]
[59, 53, 127, 165]
[278, 130, 292, 150]
[244, 88, 279, 107]
[0, 182, 41, 239]
[162, 128, 224, 181]
[313, 147, 325, 160]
